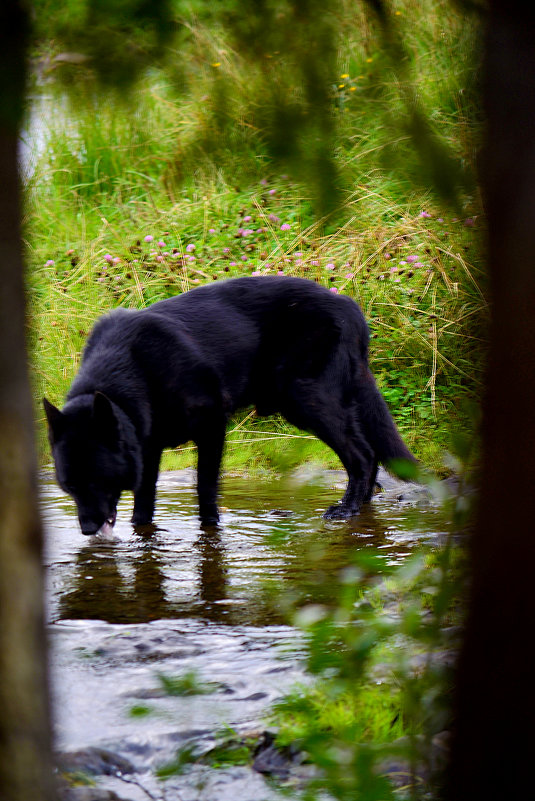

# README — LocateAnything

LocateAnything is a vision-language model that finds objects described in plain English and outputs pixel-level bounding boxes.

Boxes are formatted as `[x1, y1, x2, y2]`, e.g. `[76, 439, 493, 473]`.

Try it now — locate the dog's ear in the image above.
[43, 397, 64, 443]
[92, 391, 119, 446]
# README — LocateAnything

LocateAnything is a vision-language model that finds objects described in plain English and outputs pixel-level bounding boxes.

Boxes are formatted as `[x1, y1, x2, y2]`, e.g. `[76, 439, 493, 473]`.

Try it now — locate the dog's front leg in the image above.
[132, 445, 162, 526]
[195, 418, 226, 527]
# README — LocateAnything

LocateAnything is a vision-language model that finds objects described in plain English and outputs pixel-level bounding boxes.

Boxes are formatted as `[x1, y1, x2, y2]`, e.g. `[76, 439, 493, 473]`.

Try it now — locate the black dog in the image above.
[44, 276, 415, 535]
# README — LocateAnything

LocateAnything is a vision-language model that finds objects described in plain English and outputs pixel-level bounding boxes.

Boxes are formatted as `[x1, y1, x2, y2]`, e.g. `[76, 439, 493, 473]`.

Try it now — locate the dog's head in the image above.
[43, 392, 138, 535]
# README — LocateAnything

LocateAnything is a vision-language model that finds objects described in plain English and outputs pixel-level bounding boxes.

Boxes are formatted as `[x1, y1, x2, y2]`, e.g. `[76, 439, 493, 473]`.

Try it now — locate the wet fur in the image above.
[44, 276, 415, 534]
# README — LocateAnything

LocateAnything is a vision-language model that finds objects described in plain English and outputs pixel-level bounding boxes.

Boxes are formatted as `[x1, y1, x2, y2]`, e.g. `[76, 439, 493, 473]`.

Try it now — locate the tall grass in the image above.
[25, 0, 485, 472]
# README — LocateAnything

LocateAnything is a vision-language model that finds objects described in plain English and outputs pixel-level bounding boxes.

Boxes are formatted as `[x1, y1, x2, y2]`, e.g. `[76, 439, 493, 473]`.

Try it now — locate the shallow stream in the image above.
[42, 466, 451, 800]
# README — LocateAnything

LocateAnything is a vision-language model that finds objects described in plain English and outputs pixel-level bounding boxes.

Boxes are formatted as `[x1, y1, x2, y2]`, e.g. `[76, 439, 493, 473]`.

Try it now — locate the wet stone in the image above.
[56, 747, 135, 777]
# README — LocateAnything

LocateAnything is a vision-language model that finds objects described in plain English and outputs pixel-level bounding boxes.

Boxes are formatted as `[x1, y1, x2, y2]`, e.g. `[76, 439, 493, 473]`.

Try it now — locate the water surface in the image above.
[42, 467, 449, 800]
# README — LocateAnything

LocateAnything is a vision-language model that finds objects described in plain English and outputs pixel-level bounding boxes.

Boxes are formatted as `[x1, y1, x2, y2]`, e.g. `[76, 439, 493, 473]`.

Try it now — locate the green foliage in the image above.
[270, 537, 467, 799]
[156, 726, 257, 779]
[157, 669, 218, 696]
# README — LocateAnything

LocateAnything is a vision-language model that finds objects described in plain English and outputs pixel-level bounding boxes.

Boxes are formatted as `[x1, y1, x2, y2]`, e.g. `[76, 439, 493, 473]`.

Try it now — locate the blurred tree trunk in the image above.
[446, 2, 535, 798]
[0, 2, 55, 800]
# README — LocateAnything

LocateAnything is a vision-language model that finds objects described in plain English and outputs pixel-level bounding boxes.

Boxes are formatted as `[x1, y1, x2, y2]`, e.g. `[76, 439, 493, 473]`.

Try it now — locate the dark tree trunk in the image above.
[446, 3, 535, 798]
[0, 3, 55, 800]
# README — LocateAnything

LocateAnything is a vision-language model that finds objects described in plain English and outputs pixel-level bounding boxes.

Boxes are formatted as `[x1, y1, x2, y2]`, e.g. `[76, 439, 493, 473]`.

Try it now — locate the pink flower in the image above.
[156, 254, 164, 262]
[345, 272, 354, 279]
[112, 257, 121, 265]
[390, 265, 398, 273]
[223, 247, 231, 253]
[311, 260, 319, 267]
[243, 215, 252, 222]
[384, 253, 391, 260]
[241, 255, 248, 261]
[144, 235, 153, 243]
[280, 223, 291, 231]
[269, 189, 276, 195]
[277, 270, 284, 276]
[325, 263, 335, 271]
[406, 255, 418, 263]
[186, 243, 196, 252]
[260, 178, 268, 186]
[419, 211, 431, 218]
[208, 228, 216, 234]
[229, 261, 237, 266]
[44, 260, 55, 267]
[330, 286, 338, 293]
[251, 270, 261, 276]
[158, 240, 166, 248]
[104, 254, 113, 263]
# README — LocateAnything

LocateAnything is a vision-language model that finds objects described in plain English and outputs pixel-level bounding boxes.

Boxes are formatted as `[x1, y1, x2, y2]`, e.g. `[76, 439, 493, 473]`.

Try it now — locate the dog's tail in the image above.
[359, 368, 417, 474]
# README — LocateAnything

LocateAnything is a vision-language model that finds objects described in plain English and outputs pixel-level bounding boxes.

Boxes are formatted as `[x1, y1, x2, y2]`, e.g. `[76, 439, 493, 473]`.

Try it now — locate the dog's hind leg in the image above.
[283, 387, 375, 518]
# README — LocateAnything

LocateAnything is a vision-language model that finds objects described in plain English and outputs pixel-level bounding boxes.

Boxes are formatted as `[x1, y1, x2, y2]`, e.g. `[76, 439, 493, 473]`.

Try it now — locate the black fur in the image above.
[44, 276, 415, 534]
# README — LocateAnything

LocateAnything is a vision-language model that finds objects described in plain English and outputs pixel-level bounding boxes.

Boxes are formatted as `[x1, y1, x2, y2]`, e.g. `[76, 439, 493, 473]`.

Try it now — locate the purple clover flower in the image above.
[280, 223, 291, 231]
[144, 235, 153, 243]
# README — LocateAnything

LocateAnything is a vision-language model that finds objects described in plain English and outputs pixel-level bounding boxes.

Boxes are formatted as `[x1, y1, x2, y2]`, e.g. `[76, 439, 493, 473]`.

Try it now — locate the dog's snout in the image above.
[79, 517, 102, 536]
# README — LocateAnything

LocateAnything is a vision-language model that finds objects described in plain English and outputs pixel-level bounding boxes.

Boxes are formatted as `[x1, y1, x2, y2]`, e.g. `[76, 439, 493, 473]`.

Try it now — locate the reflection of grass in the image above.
[28, 0, 483, 475]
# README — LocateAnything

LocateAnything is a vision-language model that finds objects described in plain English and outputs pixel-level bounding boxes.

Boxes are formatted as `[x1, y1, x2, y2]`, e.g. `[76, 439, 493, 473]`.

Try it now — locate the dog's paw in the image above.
[131, 511, 154, 526]
[199, 509, 220, 528]
[323, 503, 360, 520]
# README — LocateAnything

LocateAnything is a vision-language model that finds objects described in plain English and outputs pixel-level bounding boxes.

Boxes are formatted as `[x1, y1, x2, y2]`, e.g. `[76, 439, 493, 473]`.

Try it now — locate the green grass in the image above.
[25, 0, 484, 475]
[272, 682, 407, 747]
